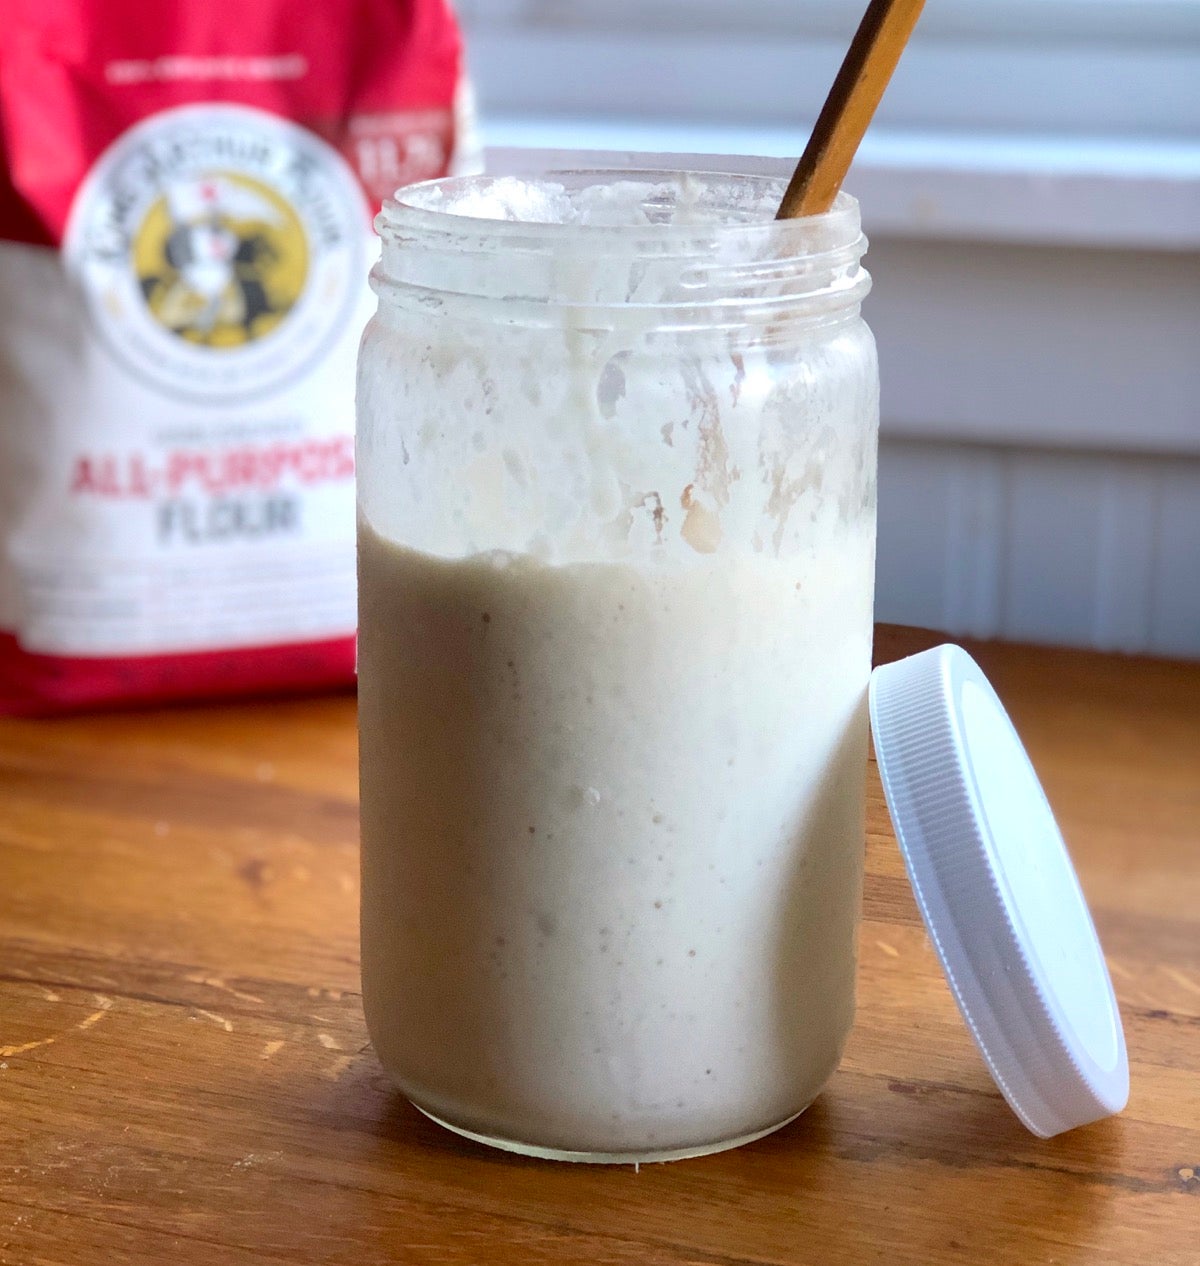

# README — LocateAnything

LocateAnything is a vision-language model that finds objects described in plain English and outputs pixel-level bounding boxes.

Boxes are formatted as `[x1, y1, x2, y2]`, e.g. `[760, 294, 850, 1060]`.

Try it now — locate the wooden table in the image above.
[1, 627, 1196, 1265]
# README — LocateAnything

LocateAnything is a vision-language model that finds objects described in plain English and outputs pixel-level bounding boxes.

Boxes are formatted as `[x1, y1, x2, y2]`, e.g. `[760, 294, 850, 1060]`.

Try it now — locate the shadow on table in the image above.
[313, 1055, 1120, 1265]
[754, 1087, 1123, 1263]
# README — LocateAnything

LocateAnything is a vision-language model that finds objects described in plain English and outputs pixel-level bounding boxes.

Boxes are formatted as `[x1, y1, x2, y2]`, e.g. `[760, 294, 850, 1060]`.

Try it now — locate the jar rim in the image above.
[377, 168, 862, 258]
[372, 168, 869, 324]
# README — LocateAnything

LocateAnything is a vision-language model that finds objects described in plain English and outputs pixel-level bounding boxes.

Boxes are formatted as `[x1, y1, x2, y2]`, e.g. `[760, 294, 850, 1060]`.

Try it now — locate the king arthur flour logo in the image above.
[65, 103, 369, 403]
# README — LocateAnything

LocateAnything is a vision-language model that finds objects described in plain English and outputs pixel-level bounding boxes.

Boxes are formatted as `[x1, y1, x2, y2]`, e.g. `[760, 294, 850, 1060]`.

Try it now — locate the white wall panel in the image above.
[1151, 469, 1200, 657]
[877, 441, 1200, 658]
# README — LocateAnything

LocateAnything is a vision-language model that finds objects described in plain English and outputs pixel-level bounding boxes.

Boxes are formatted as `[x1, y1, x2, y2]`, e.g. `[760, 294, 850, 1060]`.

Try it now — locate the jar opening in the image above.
[380, 169, 860, 249]
[373, 169, 869, 322]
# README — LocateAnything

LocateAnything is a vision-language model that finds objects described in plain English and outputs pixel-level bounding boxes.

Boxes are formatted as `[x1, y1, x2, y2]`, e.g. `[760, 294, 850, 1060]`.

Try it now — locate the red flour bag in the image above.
[0, 0, 474, 714]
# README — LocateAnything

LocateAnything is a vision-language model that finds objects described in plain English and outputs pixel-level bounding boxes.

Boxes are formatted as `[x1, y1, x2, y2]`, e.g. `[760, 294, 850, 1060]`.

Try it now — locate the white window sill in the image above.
[476, 136, 1200, 655]
[484, 122, 1200, 252]
[482, 139, 1200, 458]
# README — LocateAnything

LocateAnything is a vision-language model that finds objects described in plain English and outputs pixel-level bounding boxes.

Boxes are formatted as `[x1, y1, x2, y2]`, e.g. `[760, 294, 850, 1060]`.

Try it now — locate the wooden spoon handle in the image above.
[777, 0, 926, 220]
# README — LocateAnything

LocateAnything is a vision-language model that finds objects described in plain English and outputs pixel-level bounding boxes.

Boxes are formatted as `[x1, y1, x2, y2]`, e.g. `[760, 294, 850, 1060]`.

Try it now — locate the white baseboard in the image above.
[878, 439, 1200, 658]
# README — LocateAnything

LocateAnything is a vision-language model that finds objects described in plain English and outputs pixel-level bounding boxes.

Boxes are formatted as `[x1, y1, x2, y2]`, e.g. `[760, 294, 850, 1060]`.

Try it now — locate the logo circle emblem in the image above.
[65, 104, 369, 403]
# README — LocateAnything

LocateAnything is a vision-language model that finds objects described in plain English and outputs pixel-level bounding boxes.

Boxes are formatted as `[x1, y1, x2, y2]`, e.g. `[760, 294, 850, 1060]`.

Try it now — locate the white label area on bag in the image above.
[0, 103, 372, 658]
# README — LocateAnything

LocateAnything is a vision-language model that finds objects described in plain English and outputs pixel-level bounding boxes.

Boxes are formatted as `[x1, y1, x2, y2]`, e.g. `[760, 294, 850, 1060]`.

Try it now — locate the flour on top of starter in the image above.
[357, 175, 877, 1155]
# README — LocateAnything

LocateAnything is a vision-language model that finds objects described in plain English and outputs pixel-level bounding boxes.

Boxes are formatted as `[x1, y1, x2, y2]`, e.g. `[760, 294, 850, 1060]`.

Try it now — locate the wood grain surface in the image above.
[0, 626, 1196, 1265]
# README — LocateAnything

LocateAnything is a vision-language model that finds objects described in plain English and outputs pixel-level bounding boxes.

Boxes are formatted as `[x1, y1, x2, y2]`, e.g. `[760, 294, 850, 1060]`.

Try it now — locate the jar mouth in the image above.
[373, 169, 869, 322]
[380, 168, 860, 254]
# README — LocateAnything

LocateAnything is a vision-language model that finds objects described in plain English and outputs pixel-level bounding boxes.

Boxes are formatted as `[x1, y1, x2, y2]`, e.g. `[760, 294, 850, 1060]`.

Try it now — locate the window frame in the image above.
[457, 0, 1200, 138]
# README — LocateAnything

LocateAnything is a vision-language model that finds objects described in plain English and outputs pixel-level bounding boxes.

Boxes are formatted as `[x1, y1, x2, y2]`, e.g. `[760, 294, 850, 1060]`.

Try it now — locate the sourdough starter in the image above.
[357, 171, 878, 1159]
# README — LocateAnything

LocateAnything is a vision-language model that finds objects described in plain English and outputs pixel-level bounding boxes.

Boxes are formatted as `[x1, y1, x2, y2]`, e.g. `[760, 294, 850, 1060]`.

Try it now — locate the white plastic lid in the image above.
[868, 644, 1129, 1137]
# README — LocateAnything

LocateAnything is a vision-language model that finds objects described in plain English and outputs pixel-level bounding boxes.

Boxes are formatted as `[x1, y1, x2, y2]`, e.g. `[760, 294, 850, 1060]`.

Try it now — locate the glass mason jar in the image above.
[356, 169, 878, 1163]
